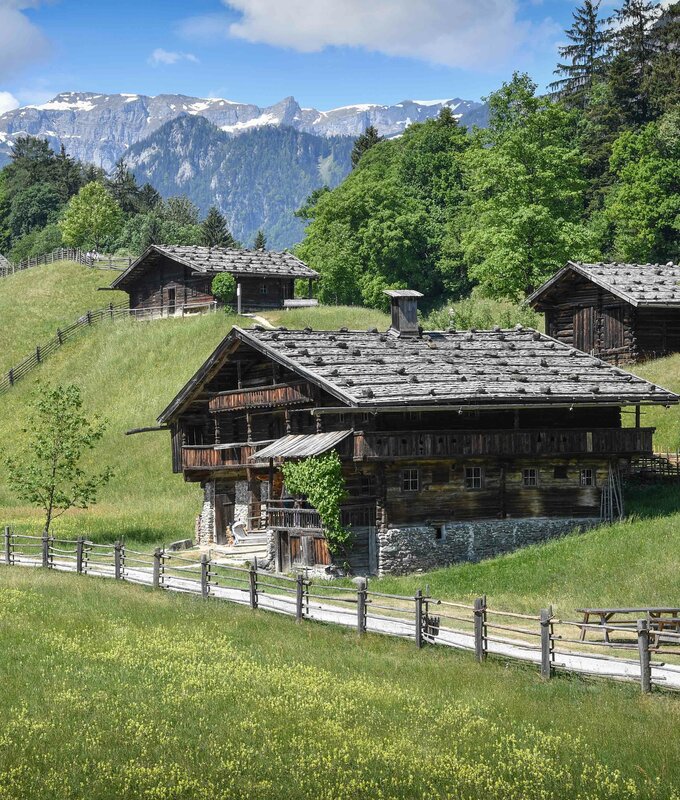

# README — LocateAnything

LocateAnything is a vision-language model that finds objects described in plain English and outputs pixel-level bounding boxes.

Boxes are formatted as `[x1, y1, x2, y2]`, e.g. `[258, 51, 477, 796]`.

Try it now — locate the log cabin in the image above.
[157, 290, 678, 576]
[108, 244, 319, 316]
[527, 261, 680, 364]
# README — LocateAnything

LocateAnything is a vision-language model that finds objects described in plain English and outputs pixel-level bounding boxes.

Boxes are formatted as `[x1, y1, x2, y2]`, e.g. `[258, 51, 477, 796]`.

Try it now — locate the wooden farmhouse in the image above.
[109, 244, 319, 316]
[157, 291, 677, 576]
[527, 261, 680, 364]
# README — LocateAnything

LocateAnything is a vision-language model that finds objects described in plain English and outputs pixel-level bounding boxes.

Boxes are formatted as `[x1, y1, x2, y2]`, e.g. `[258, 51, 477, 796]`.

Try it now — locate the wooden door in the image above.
[573, 306, 596, 353]
[168, 287, 176, 316]
[602, 306, 625, 351]
[214, 491, 234, 545]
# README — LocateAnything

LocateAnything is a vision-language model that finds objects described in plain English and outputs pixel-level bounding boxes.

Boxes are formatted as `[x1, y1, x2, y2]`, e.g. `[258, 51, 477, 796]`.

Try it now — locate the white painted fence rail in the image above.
[4, 527, 679, 694]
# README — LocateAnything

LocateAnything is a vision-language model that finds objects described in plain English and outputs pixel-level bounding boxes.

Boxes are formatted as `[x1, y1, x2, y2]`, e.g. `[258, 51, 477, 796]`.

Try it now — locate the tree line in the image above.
[296, 1, 680, 307]
[0, 140, 268, 262]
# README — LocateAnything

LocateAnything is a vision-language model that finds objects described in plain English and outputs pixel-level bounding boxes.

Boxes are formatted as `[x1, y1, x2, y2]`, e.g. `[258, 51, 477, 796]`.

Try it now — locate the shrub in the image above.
[211, 273, 237, 305]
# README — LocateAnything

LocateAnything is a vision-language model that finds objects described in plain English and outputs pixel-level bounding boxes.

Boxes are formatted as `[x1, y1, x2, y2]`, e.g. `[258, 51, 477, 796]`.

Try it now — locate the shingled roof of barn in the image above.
[111, 244, 318, 288]
[158, 324, 678, 422]
[527, 261, 680, 307]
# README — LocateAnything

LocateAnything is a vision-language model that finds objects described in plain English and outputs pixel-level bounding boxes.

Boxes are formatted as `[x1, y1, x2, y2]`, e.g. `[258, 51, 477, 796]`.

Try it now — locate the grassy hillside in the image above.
[626, 353, 680, 451]
[0, 261, 126, 372]
[2, 568, 680, 799]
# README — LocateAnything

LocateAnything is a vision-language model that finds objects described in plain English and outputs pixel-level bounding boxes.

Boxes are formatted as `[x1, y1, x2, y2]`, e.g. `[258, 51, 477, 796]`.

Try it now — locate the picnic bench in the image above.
[576, 607, 680, 643]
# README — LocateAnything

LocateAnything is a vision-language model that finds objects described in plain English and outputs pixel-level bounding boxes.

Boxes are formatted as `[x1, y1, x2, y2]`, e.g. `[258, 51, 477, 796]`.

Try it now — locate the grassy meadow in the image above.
[1, 568, 680, 800]
[0, 261, 127, 372]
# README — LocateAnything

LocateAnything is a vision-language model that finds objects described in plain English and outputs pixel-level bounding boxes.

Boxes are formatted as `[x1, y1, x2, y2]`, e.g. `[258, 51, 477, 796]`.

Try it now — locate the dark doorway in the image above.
[168, 287, 176, 316]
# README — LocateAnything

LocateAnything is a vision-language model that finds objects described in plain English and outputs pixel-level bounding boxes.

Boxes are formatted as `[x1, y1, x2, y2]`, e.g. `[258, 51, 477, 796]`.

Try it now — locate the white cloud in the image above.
[0, 1, 50, 80]
[148, 48, 199, 67]
[182, 0, 546, 70]
[0, 90, 20, 114]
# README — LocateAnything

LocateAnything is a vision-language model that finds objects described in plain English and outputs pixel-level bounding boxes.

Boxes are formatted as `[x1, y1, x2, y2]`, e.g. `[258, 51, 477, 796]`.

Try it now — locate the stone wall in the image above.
[377, 517, 600, 575]
[234, 480, 250, 527]
[196, 481, 216, 545]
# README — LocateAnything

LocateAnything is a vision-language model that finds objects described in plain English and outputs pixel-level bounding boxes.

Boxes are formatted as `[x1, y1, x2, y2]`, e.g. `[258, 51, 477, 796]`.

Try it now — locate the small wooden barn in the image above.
[109, 244, 319, 316]
[156, 291, 677, 576]
[527, 261, 680, 364]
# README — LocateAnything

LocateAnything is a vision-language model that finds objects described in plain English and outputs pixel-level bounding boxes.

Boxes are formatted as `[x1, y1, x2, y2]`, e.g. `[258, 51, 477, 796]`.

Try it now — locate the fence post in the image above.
[637, 619, 652, 693]
[87, 311, 92, 326]
[296, 574, 304, 622]
[540, 606, 554, 679]
[415, 589, 424, 648]
[36, 346, 41, 364]
[356, 577, 367, 635]
[114, 541, 123, 579]
[42, 533, 49, 568]
[249, 564, 258, 609]
[152, 548, 162, 589]
[200, 553, 210, 599]
[4, 526, 11, 565]
[109, 302, 114, 319]
[76, 536, 84, 574]
[8, 368, 13, 386]
[57, 328, 63, 345]
[474, 595, 487, 662]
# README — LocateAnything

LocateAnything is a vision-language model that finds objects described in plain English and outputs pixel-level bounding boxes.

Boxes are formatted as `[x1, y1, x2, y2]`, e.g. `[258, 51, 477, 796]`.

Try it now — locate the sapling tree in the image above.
[4, 384, 113, 536]
[211, 272, 237, 306]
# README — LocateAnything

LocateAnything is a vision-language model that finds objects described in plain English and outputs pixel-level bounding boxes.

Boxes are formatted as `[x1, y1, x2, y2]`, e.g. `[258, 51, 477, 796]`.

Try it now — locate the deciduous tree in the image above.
[59, 181, 122, 251]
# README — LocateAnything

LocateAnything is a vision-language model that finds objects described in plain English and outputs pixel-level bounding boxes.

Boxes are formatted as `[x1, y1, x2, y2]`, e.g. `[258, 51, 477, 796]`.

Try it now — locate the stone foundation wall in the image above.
[234, 481, 249, 527]
[377, 517, 600, 575]
[196, 482, 216, 545]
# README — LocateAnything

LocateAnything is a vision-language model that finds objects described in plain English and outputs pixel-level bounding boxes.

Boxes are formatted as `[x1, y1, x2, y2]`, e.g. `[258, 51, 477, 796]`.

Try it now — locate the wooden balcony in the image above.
[265, 502, 323, 532]
[209, 381, 314, 413]
[353, 428, 655, 461]
[181, 444, 255, 470]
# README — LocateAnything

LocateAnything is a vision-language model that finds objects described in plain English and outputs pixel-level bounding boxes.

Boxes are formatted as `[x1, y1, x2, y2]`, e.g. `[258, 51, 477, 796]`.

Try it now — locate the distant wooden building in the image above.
[109, 245, 319, 316]
[527, 261, 680, 364]
[157, 291, 677, 576]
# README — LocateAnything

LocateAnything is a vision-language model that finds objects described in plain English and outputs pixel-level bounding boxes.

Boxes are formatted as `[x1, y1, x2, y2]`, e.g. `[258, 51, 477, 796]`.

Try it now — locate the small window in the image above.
[554, 466, 568, 479]
[259, 283, 268, 295]
[464, 466, 484, 490]
[522, 468, 539, 487]
[580, 468, 595, 487]
[401, 468, 420, 492]
[433, 525, 445, 541]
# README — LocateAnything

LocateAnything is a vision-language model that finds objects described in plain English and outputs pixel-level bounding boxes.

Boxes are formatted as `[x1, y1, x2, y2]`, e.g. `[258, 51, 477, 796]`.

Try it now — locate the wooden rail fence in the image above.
[4, 526, 680, 694]
[0, 248, 131, 278]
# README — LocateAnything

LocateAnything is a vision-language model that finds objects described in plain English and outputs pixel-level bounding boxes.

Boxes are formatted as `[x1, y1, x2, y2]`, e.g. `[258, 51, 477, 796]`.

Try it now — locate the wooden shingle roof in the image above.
[111, 244, 318, 288]
[527, 261, 680, 308]
[159, 324, 677, 422]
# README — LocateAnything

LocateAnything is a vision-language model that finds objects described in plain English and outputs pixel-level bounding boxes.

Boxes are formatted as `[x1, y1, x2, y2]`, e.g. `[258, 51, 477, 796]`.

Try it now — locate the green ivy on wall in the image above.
[281, 451, 351, 555]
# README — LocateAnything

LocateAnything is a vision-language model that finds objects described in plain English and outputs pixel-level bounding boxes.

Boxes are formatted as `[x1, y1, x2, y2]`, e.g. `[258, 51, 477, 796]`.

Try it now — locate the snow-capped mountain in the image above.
[0, 91, 486, 171]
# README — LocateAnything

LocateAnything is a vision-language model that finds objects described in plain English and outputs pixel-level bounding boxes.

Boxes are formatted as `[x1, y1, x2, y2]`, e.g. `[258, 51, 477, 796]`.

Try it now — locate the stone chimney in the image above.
[384, 289, 423, 337]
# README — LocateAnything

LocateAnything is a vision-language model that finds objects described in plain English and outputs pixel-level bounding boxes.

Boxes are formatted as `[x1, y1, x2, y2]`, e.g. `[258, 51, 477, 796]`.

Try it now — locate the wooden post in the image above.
[200, 553, 210, 599]
[4, 526, 11, 565]
[415, 589, 424, 648]
[237, 282, 242, 315]
[8, 369, 13, 387]
[109, 302, 114, 318]
[76, 537, 84, 574]
[637, 619, 651, 693]
[635, 405, 641, 428]
[57, 329, 63, 345]
[356, 577, 367, 635]
[42, 533, 49, 568]
[540, 606, 554, 679]
[36, 346, 41, 364]
[87, 310, 92, 325]
[152, 548, 162, 589]
[114, 541, 123, 579]
[249, 564, 258, 609]
[474, 596, 487, 662]
[295, 574, 304, 622]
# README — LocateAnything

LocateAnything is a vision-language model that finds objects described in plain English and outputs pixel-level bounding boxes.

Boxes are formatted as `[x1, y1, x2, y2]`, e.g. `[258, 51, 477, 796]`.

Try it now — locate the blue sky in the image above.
[0, 1, 586, 113]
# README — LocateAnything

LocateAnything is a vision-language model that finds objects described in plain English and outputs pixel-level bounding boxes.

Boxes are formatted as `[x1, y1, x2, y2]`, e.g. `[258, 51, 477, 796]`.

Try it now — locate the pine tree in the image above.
[107, 159, 142, 214]
[351, 126, 384, 168]
[612, 0, 662, 73]
[550, 1, 611, 105]
[201, 207, 236, 248]
[644, 2, 680, 115]
[253, 229, 267, 250]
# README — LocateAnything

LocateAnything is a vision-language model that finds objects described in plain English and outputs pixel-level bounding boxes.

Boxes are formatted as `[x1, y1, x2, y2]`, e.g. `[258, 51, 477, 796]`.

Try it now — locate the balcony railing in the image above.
[181, 444, 256, 470]
[209, 381, 314, 413]
[353, 428, 655, 461]
[265, 502, 323, 532]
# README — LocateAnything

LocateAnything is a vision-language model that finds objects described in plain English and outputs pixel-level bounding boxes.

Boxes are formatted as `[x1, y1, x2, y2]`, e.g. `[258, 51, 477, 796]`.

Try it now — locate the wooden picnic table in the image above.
[576, 607, 680, 643]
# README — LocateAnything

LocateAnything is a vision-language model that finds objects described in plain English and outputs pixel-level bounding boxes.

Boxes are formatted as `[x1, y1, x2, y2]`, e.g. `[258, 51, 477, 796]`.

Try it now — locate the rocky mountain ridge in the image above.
[0, 91, 486, 171]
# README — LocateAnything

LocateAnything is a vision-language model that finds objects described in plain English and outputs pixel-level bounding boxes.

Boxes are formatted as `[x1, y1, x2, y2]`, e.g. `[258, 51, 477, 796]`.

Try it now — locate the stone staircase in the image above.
[212, 533, 270, 566]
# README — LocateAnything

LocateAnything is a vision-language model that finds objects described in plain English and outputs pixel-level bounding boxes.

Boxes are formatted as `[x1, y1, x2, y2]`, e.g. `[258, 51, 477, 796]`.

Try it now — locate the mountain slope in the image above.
[125, 115, 354, 248]
[0, 91, 487, 170]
